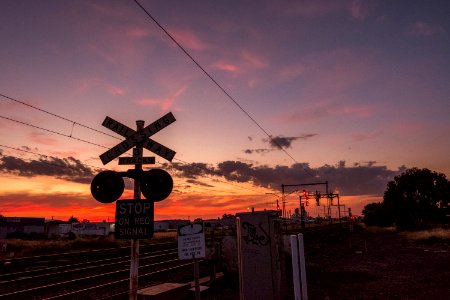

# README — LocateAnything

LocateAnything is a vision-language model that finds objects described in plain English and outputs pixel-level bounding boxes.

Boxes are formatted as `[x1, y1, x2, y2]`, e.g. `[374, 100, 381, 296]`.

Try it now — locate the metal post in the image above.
[130, 120, 144, 300]
[299, 196, 305, 230]
[194, 257, 201, 300]
[281, 184, 285, 218]
[337, 194, 341, 226]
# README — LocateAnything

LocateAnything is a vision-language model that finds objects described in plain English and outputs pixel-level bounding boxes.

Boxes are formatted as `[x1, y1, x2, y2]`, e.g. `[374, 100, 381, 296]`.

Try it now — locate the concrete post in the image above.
[237, 210, 285, 300]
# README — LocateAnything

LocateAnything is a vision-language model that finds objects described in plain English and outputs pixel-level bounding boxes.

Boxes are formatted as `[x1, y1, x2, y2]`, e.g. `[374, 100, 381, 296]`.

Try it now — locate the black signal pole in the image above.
[130, 120, 144, 300]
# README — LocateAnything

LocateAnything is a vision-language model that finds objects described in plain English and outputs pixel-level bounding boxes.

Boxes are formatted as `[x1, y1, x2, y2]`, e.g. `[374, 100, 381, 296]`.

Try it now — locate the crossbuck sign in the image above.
[99, 112, 176, 165]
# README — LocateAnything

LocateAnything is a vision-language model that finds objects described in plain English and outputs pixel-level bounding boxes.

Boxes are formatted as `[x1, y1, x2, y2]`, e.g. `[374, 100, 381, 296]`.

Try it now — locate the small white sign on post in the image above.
[178, 223, 205, 260]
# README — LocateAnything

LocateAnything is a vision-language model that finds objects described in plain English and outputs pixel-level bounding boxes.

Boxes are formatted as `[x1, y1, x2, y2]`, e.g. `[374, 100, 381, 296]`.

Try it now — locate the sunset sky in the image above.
[1, 0, 449, 222]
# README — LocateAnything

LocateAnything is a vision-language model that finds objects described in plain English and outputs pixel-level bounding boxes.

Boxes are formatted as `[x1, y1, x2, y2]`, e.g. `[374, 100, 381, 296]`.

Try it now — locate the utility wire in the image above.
[133, 0, 315, 178]
[1, 92, 281, 193]
[0, 115, 110, 149]
[0, 114, 265, 194]
[0, 93, 121, 140]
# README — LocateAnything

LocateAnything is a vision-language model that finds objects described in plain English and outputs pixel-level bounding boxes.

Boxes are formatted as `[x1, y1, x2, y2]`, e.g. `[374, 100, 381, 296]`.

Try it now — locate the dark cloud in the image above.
[171, 160, 401, 196]
[185, 179, 215, 188]
[169, 162, 216, 179]
[0, 154, 96, 184]
[264, 134, 318, 149]
[243, 148, 273, 155]
[245, 134, 317, 155]
[0, 152, 402, 197]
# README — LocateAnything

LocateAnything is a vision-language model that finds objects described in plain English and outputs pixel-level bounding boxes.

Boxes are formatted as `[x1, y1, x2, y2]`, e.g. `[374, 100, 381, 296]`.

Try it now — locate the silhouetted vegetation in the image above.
[68, 216, 79, 223]
[362, 167, 450, 230]
[362, 202, 394, 227]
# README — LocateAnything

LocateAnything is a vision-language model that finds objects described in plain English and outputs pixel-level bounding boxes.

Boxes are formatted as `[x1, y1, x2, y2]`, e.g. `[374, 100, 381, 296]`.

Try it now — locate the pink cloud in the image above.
[409, 21, 444, 37]
[241, 50, 268, 70]
[107, 85, 126, 96]
[279, 63, 306, 81]
[338, 105, 372, 118]
[351, 131, 381, 142]
[76, 78, 126, 97]
[136, 86, 186, 112]
[279, 48, 371, 92]
[169, 28, 210, 51]
[49, 150, 79, 157]
[126, 27, 151, 39]
[212, 50, 268, 75]
[269, 1, 343, 17]
[278, 101, 376, 125]
[213, 61, 241, 73]
[389, 120, 424, 136]
[272, 0, 373, 21]
[29, 132, 59, 146]
[348, 0, 371, 21]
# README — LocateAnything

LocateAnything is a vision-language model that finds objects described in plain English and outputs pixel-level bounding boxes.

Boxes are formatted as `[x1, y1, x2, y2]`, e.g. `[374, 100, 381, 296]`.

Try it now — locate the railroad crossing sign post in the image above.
[95, 113, 176, 300]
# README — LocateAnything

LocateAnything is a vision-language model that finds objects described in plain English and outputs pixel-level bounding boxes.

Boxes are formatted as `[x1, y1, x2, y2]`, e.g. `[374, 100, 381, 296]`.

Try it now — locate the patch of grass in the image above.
[400, 228, 450, 243]
[1, 232, 177, 259]
[364, 226, 397, 234]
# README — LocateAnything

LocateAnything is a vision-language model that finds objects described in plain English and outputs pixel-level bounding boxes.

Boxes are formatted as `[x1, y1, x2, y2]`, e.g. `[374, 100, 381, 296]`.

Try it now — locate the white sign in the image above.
[99, 112, 176, 165]
[178, 223, 205, 260]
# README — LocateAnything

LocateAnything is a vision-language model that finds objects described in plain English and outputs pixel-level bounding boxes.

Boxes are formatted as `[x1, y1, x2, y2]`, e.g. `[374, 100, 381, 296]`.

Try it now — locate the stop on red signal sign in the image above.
[115, 199, 154, 239]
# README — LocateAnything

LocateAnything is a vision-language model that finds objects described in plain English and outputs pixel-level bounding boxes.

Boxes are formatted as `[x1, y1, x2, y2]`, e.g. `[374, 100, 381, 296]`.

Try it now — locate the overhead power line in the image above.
[0, 115, 110, 149]
[133, 0, 315, 178]
[0, 93, 121, 140]
[0, 114, 264, 194]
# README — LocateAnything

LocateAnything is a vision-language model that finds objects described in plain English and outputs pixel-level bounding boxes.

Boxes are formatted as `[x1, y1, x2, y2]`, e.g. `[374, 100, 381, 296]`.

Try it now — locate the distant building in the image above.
[154, 221, 170, 231]
[45, 220, 72, 238]
[204, 218, 236, 229]
[45, 221, 112, 238]
[0, 217, 45, 238]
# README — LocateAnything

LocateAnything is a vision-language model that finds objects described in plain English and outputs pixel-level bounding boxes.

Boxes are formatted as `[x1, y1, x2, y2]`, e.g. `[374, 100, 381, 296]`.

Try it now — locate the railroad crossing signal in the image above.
[91, 169, 173, 203]
[92, 113, 177, 300]
[91, 113, 176, 203]
[99, 112, 176, 165]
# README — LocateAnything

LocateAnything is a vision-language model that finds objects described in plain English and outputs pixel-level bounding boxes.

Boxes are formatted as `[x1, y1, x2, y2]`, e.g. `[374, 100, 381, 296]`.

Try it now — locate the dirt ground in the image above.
[305, 226, 450, 300]
[203, 225, 450, 300]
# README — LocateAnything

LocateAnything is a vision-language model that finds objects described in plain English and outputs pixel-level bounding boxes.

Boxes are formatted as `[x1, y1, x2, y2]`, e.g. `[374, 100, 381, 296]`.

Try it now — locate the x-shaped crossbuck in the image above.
[99, 112, 176, 165]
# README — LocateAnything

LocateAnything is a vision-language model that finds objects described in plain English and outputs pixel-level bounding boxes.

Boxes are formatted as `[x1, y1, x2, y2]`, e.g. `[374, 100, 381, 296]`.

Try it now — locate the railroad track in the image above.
[0, 241, 209, 299]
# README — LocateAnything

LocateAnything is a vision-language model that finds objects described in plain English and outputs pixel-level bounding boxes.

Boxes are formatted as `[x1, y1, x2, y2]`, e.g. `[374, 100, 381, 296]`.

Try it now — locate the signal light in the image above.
[141, 169, 173, 201]
[91, 169, 173, 203]
[302, 189, 309, 206]
[91, 170, 125, 203]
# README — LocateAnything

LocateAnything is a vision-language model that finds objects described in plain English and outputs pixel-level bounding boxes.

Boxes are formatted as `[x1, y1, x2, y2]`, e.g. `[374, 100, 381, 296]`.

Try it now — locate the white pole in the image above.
[290, 235, 301, 300]
[298, 233, 308, 300]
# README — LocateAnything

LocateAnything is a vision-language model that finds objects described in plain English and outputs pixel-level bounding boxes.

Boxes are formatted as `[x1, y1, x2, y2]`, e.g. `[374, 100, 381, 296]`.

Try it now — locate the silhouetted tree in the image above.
[68, 216, 79, 223]
[383, 168, 449, 230]
[362, 202, 394, 227]
[221, 214, 236, 220]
